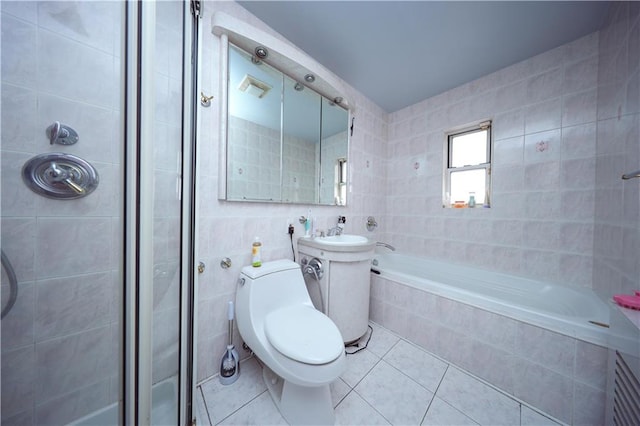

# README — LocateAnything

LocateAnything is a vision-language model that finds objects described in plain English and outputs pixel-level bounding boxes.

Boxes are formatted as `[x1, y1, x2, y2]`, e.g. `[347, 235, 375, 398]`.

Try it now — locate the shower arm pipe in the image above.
[622, 169, 640, 180]
[1, 250, 19, 319]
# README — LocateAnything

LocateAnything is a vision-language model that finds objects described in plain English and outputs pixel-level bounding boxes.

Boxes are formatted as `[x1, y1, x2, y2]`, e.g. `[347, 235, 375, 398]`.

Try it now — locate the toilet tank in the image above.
[238, 260, 314, 317]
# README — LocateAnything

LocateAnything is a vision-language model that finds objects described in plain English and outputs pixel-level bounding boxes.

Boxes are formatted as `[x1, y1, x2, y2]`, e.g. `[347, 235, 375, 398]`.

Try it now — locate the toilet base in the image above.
[262, 366, 335, 425]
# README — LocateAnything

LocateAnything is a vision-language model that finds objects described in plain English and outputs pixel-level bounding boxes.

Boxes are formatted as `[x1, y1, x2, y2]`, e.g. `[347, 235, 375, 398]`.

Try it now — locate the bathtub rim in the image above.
[371, 252, 635, 353]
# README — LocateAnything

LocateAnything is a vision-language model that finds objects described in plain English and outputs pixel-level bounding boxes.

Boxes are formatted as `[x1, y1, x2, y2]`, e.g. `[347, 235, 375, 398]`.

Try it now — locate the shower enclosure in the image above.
[1, 1, 197, 424]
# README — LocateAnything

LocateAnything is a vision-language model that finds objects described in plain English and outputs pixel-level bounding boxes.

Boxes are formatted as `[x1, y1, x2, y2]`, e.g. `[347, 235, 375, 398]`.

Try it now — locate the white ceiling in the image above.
[237, 1, 610, 113]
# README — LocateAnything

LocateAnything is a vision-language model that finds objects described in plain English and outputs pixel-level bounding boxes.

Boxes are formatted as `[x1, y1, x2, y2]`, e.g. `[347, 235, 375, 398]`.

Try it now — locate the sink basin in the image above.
[297, 234, 375, 253]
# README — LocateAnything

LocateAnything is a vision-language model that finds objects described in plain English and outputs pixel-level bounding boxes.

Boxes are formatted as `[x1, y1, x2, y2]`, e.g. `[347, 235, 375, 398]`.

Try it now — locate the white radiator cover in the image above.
[613, 351, 640, 426]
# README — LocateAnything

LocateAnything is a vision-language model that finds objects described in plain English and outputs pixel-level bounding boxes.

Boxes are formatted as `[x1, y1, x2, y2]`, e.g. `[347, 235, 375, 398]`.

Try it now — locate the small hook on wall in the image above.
[200, 91, 214, 107]
[47, 121, 79, 145]
[535, 141, 549, 152]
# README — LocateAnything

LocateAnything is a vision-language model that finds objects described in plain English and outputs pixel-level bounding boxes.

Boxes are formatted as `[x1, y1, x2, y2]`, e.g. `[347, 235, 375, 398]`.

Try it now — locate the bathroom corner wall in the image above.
[196, 1, 388, 382]
[593, 2, 640, 301]
[593, 5, 640, 413]
[385, 32, 600, 288]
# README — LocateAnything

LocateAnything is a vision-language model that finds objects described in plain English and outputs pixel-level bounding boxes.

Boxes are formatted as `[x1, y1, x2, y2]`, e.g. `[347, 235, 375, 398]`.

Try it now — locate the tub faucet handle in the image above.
[366, 216, 378, 231]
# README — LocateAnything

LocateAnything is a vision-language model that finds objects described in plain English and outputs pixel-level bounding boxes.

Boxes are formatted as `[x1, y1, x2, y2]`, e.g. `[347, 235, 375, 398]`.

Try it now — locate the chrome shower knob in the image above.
[22, 153, 99, 199]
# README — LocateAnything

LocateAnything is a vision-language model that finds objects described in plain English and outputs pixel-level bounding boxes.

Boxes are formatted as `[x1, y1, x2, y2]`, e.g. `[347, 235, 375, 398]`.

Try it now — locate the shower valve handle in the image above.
[47, 162, 85, 195]
[62, 178, 85, 195]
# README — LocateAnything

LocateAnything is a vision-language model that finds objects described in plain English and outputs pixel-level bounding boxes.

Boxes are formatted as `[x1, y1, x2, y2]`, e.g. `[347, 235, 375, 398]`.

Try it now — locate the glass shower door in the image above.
[147, 0, 195, 424]
[125, 0, 196, 424]
[1, 1, 127, 424]
[1, 1, 195, 424]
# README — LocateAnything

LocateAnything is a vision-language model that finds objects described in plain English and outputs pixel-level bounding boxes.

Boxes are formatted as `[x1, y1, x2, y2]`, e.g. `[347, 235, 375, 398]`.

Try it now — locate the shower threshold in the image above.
[68, 376, 178, 425]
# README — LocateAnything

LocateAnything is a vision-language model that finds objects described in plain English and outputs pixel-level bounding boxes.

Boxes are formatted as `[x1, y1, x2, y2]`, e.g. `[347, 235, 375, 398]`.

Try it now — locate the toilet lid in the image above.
[264, 306, 344, 365]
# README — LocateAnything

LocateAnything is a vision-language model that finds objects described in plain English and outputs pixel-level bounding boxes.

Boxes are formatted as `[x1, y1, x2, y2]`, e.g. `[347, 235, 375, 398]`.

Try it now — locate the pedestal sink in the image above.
[297, 235, 375, 343]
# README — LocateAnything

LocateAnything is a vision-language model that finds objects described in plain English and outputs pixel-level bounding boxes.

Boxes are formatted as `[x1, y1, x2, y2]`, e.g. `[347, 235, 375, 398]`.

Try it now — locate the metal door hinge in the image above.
[190, 0, 201, 18]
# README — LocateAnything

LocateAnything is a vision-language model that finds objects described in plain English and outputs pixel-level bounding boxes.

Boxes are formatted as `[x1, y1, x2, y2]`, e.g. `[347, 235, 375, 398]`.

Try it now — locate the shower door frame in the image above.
[123, 1, 197, 424]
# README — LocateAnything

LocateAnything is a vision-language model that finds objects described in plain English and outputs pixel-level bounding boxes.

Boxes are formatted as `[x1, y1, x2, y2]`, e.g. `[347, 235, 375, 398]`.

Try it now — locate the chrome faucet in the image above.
[327, 226, 341, 236]
[376, 242, 395, 251]
[327, 215, 346, 236]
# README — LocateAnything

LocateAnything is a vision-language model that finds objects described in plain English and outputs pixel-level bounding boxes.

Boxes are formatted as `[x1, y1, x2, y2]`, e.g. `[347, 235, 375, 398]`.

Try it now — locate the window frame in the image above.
[443, 121, 492, 208]
[334, 157, 347, 206]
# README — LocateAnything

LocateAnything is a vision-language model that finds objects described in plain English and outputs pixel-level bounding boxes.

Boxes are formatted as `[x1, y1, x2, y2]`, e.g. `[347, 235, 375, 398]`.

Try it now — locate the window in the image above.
[444, 121, 492, 208]
[334, 157, 347, 206]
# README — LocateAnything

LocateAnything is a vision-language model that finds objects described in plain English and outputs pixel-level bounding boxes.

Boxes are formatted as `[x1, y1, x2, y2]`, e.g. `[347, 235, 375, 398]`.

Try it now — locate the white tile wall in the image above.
[384, 31, 601, 287]
[594, 6, 640, 421]
[593, 2, 640, 300]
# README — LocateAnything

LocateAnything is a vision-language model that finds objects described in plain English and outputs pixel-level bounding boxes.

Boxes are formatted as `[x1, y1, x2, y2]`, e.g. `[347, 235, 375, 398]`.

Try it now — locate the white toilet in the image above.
[235, 259, 346, 425]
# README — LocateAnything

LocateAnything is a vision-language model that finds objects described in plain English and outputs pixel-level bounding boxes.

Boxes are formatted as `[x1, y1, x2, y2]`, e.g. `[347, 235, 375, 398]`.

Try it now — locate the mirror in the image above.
[227, 45, 283, 201]
[224, 43, 349, 205]
[320, 97, 349, 205]
[282, 73, 321, 204]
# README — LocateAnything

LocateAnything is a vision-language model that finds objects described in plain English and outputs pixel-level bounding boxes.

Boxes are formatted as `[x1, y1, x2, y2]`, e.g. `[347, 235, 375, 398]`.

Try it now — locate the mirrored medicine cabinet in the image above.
[220, 42, 350, 205]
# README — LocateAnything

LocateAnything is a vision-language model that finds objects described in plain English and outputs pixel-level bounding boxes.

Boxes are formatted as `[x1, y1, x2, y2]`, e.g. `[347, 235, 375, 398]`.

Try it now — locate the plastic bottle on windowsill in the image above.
[468, 192, 476, 208]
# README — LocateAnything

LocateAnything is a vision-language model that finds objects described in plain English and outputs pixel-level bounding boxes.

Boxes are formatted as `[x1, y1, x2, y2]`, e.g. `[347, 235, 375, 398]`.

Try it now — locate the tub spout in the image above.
[376, 242, 395, 251]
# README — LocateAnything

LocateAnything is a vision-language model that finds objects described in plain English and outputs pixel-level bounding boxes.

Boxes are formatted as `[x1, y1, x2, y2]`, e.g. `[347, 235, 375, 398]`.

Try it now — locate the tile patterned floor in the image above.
[196, 323, 563, 425]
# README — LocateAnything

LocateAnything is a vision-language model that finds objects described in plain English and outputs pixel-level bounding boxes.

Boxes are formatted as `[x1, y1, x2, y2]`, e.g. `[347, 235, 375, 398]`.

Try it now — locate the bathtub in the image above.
[369, 253, 629, 423]
[370, 252, 611, 348]
[370, 252, 640, 425]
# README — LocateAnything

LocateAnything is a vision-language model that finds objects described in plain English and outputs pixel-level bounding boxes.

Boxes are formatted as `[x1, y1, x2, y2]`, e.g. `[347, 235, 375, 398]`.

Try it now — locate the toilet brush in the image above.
[219, 301, 240, 385]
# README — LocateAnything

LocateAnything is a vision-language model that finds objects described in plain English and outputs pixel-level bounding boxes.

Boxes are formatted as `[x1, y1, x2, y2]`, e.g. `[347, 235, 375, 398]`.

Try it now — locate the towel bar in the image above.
[622, 169, 640, 180]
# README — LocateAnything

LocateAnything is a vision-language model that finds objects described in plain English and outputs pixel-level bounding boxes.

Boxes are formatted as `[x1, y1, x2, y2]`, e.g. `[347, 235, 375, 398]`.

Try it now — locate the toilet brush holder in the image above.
[219, 301, 240, 385]
[219, 344, 240, 385]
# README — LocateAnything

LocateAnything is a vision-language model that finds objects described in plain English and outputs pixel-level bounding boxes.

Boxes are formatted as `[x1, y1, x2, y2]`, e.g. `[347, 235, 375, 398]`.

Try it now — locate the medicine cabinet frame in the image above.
[212, 12, 352, 205]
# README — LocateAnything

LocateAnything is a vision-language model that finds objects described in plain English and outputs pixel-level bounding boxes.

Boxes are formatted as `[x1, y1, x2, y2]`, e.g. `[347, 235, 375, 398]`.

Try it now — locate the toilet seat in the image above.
[264, 305, 344, 365]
